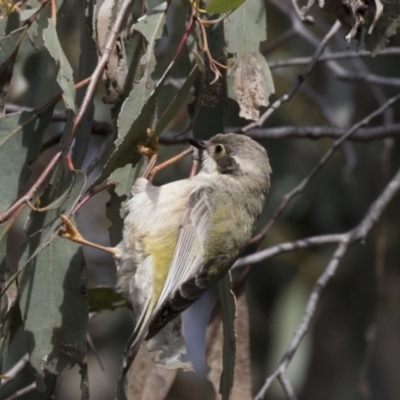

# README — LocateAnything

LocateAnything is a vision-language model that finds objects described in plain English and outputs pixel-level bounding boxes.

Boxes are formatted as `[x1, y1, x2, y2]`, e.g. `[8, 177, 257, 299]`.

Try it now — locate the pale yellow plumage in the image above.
[114, 133, 271, 397]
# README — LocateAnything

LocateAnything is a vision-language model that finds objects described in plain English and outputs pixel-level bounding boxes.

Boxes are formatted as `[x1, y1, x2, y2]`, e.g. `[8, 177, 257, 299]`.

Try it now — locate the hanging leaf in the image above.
[218, 273, 236, 400]
[88, 286, 126, 312]
[18, 169, 87, 391]
[0, 105, 55, 219]
[0, 26, 28, 110]
[224, 0, 274, 121]
[365, 1, 400, 56]
[206, 0, 246, 14]
[91, 3, 180, 186]
[43, 19, 76, 111]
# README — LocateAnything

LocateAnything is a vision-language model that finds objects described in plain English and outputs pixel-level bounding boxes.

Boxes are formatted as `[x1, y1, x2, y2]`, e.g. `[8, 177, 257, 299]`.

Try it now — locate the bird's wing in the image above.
[148, 186, 215, 337]
[116, 186, 215, 395]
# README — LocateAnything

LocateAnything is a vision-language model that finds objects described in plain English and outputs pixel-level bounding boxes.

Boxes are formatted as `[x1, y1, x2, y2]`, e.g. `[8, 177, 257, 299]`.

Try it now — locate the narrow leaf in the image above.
[92, 4, 182, 187]
[224, 0, 274, 121]
[0, 105, 55, 216]
[43, 19, 76, 111]
[206, 0, 246, 14]
[88, 286, 125, 312]
[153, 65, 199, 137]
[218, 273, 236, 400]
[18, 169, 87, 391]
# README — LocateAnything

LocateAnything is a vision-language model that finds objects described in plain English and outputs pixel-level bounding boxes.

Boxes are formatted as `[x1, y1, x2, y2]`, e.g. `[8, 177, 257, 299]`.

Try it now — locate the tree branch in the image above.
[253, 164, 400, 400]
[268, 47, 400, 69]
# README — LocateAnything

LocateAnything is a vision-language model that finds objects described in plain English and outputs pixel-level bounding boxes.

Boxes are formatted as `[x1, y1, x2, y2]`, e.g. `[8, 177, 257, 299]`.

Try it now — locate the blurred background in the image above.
[1, 0, 400, 399]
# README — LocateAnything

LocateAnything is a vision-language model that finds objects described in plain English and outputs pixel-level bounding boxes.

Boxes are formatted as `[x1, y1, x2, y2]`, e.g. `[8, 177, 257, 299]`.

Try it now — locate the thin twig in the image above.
[189, 147, 199, 177]
[240, 20, 341, 132]
[268, 47, 400, 69]
[289, 0, 313, 24]
[157, 124, 400, 145]
[69, 0, 133, 143]
[338, 72, 400, 87]
[0, 354, 29, 388]
[278, 372, 298, 400]
[149, 148, 193, 178]
[0, 151, 62, 224]
[233, 234, 344, 268]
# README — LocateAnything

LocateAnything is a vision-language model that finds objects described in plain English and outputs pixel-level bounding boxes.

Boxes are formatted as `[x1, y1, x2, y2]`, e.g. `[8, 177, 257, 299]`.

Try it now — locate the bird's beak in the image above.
[188, 139, 207, 150]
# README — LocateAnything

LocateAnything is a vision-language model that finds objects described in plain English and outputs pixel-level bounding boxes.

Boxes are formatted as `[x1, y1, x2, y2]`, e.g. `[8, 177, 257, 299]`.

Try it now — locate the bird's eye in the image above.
[214, 144, 225, 155]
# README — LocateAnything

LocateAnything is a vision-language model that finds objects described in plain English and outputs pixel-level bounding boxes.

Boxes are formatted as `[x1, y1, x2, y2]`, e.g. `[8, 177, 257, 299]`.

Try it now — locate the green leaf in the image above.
[0, 105, 55, 217]
[19, 244, 88, 390]
[80, 362, 89, 400]
[71, 11, 98, 169]
[0, 290, 22, 373]
[91, 3, 176, 186]
[224, 0, 274, 121]
[0, 26, 27, 72]
[18, 169, 87, 391]
[0, 26, 28, 108]
[154, 65, 199, 137]
[218, 273, 236, 400]
[206, 0, 246, 14]
[107, 158, 147, 246]
[88, 286, 126, 312]
[43, 19, 76, 111]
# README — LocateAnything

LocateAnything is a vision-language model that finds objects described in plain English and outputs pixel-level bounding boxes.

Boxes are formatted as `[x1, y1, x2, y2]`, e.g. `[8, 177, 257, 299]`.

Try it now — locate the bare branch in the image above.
[268, 47, 400, 69]
[278, 372, 299, 400]
[338, 72, 400, 88]
[0, 354, 29, 388]
[234, 234, 344, 268]
[69, 0, 133, 143]
[246, 125, 400, 142]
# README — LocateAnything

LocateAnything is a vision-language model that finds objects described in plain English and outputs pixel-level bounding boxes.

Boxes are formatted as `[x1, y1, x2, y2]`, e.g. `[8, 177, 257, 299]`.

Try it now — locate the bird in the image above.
[114, 133, 271, 381]
[59, 132, 271, 396]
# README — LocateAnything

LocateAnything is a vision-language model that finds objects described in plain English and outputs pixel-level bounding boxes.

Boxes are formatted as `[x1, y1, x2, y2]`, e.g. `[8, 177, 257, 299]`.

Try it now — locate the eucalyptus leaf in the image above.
[365, 2, 400, 56]
[0, 105, 55, 217]
[19, 7, 40, 22]
[153, 65, 198, 137]
[92, 3, 182, 187]
[206, 0, 246, 14]
[19, 243, 88, 390]
[224, 0, 274, 121]
[71, 13, 98, 169]
[218, 273, 236, 400]
[0, 26, 28, 109]
[18, 169, 87, 391]
[80, 362, 89, 400]
[0, 291, 22, 374]
[107, 158, 146, 246]
[89, 286, 126, 312]
[0, 26, 27, 70]
[43, 19, 76, 111]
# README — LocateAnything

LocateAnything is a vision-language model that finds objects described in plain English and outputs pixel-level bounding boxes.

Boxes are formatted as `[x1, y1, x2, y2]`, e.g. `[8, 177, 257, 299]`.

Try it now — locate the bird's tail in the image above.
[115, 300, 154, 400]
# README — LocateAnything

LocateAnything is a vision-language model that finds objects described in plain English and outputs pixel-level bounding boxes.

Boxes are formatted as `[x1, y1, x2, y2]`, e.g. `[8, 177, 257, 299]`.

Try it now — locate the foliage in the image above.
[0, 0, 400, 399]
